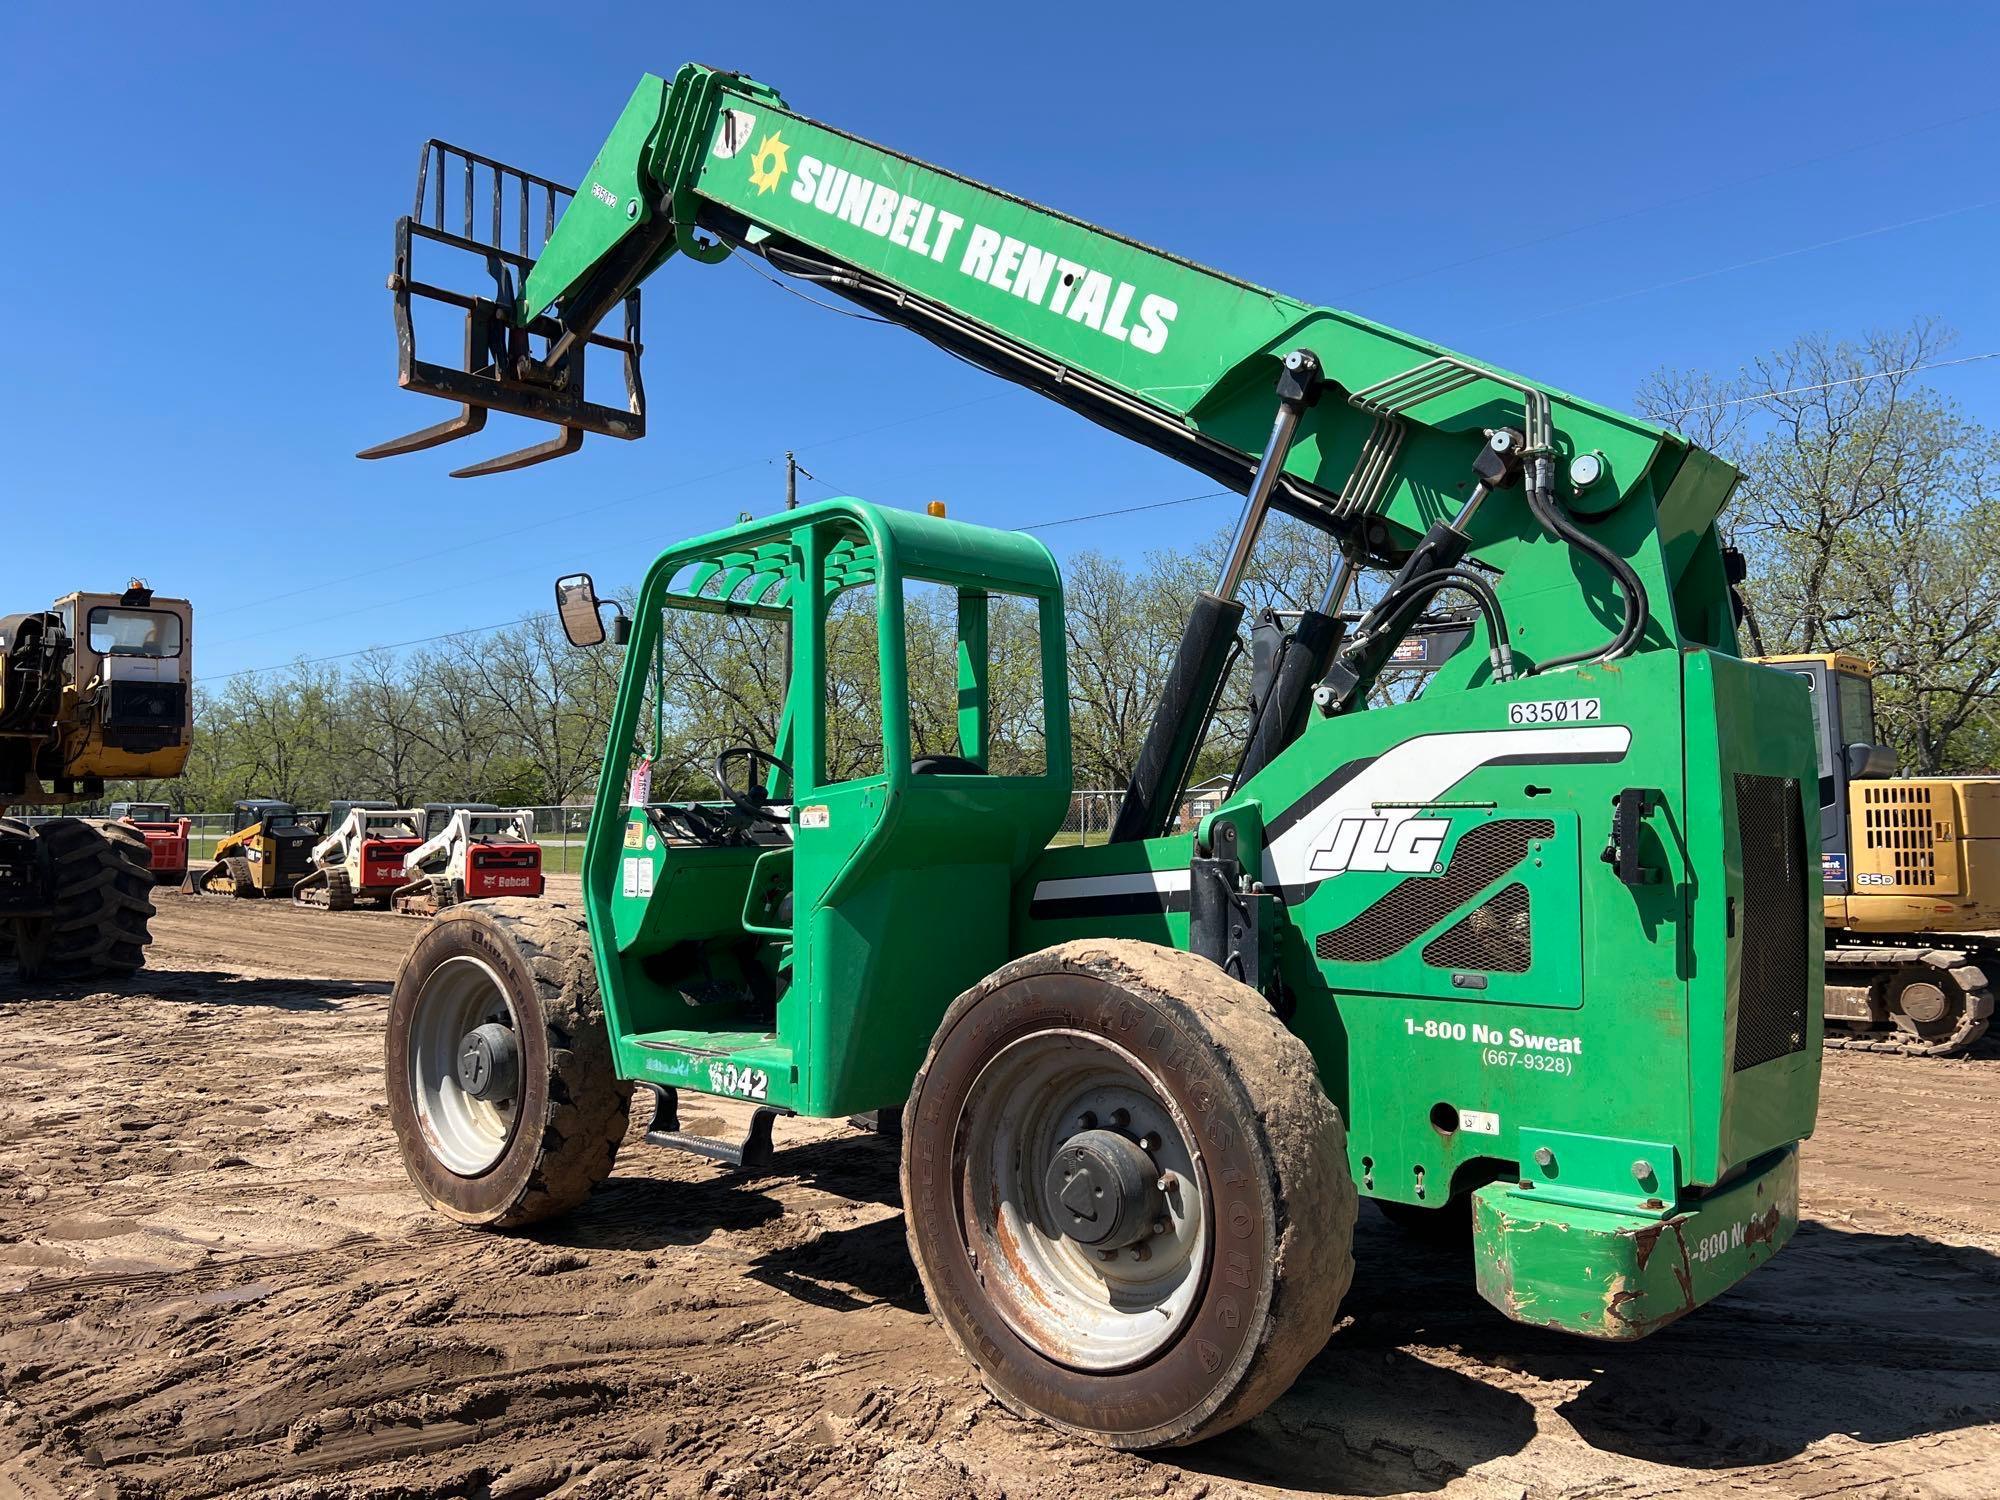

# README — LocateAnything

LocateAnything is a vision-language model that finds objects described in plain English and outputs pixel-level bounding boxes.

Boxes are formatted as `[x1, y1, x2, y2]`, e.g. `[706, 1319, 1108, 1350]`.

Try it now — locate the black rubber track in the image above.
[902, 938, 1356, 1448]
[0, 817, 155, 981]
[385, 897, 631, 1228]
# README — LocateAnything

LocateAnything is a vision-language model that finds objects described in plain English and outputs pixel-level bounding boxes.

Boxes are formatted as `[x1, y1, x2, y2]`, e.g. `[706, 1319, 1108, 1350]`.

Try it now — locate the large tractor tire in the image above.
[385, 898, 631, 1228]
[0, 817, 155, 982]
[903, 939, 1355, 1449]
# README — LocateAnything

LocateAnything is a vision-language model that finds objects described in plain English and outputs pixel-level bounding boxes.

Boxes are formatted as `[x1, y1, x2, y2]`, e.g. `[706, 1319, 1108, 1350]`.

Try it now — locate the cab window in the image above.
[88, 607, 182, 658]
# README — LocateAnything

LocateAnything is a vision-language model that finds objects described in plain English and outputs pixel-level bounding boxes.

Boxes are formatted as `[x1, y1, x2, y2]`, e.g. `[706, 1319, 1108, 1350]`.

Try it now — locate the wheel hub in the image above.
[1896, 981, 1949, 1027]
[457, 1021, 518, 1101]
[1044, 1128, 1163, 1250]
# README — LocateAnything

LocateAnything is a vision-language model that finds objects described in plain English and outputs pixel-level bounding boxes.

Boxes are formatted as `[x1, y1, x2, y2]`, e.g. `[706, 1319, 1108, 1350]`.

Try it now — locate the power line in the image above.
[1021, 490, 1232, 530]
[198, 488, 1244, 684]
[1479, 196, 2000, 335]
[1354, 102, 2000, 298]
[199, 614, 542, 686]
[1644, 350, 2000, 420]
[201, 390, 1012, 640]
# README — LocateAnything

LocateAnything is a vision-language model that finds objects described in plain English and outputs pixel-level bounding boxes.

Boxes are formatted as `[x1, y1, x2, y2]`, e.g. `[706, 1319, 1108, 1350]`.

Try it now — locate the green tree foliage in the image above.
[1641, 320, 2000, 773]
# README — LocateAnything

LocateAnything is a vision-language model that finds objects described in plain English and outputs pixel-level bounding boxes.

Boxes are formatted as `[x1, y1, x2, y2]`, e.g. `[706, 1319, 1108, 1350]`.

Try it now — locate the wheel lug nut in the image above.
[1110, 1108, 1131, 1130]
[1157, 1171, 1178, 1193]
[1150, 1218, 1168, 1236]
[1097, 1249, 1118, 1262]
[1077, 1111, 1097, 1130]
[1140, 1131, 1162, 1152]
[1130, 1243, 1151, 1262]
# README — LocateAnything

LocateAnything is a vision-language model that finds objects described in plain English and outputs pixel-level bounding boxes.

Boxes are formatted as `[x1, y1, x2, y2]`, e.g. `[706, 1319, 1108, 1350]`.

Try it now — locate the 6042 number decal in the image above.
[707, 1063, 770, 1100]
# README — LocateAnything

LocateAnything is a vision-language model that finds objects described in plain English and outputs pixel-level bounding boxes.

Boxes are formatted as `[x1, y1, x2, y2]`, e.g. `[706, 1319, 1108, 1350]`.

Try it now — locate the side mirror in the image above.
[1845, 742, 1898, 781]
[555, 573, 623, 648]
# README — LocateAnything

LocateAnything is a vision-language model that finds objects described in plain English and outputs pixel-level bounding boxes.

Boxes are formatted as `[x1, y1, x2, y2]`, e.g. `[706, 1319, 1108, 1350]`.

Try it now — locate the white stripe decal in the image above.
[1031, 868, 1190, 904]
[1264, 725, 1631, 887]
[1030, 724, 1631, 911]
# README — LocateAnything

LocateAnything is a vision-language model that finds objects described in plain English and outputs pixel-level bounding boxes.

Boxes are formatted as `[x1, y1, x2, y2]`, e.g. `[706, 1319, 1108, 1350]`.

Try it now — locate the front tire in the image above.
[902, 939, 1355, 1449]
[1, 818, 155, 981]
[385, 898, 630, 1228]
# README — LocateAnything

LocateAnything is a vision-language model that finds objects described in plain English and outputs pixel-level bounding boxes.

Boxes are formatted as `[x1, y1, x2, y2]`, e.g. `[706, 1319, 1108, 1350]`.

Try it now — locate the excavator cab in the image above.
[1759, 652, 1999, 1052]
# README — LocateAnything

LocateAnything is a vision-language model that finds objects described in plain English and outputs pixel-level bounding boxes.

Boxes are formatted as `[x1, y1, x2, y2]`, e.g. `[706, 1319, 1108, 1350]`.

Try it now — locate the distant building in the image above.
[1177, 775, 1233, 833]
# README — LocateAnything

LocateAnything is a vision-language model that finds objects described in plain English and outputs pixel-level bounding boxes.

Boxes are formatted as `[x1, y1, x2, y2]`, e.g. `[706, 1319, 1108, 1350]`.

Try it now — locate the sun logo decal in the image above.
[748, 132, 790, 194]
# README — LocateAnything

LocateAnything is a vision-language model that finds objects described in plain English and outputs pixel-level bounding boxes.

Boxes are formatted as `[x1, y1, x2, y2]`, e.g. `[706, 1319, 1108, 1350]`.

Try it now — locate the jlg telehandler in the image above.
[365, 66, 1822, 1449]
[0, 584, 189, 980]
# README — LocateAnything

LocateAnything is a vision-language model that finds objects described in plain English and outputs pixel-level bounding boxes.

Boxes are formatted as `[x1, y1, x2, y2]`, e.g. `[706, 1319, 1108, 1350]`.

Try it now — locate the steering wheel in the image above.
[715, 745, 792, 821]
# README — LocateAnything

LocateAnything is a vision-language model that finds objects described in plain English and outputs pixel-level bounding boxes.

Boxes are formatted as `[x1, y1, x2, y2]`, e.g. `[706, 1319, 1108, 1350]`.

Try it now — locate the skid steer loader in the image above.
[367, 65, 1822, 1450]
[1, 584, 190, 980]
[294, 802, 427, 909]
[391, 807, 543, 916]
[188, 799, 320, 899]
[1758, 653, 1999, 1055]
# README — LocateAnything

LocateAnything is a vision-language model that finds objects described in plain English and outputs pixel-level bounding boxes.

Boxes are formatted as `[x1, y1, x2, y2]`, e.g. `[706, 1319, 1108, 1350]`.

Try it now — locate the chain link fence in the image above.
[70, 793, 1127, 868]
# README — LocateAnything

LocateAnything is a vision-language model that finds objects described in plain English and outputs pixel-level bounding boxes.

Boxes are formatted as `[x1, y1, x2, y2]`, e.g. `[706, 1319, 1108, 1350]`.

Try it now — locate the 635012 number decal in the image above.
[1508, 697, 1601, 725]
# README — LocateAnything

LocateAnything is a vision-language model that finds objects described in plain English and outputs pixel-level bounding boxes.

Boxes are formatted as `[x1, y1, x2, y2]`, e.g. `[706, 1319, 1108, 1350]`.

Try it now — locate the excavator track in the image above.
[1822, 944, 1994, 1057]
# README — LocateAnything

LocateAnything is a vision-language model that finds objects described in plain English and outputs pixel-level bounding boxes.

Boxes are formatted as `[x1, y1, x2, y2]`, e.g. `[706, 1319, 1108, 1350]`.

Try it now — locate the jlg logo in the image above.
[1309, 816, 1448, 875]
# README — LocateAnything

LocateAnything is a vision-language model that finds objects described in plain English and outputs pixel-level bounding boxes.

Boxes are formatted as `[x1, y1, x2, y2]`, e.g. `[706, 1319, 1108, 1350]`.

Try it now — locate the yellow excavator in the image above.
[0, 583, 192, 979]
[1760, 653, 1999, 1054]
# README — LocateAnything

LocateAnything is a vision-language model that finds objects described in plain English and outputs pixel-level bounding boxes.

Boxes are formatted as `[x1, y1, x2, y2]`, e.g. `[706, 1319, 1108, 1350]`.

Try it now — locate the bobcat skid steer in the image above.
[391, 807, 543, 917]
[294, 802, 426, 910]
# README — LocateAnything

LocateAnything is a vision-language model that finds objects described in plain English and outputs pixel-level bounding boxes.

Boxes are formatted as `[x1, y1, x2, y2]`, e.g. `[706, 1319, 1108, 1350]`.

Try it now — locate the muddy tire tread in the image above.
[5, 818, 155, 980]
[394, 898, 630, 1229]
[903, 937, 1355, 1448]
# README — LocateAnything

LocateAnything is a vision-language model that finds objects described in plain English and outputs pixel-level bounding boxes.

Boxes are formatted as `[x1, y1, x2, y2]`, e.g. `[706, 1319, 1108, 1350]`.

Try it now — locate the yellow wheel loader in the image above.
[0, 583, 191, 980]
[1760, 653, 1998, 1054]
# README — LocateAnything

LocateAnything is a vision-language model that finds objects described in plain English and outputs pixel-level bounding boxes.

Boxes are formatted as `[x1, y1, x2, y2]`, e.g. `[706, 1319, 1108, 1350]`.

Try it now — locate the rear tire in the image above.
[1, 818, 155, 981]
[385, 898, 630, 1228]
[902, 939, 1355, 1449]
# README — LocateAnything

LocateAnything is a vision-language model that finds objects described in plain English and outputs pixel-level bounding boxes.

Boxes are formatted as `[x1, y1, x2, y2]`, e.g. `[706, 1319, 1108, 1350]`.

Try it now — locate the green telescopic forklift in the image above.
[363, 65, 1822, 1449]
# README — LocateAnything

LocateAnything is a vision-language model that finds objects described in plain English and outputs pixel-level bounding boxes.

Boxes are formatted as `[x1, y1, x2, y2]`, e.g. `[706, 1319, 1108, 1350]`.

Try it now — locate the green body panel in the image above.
[515, 64, 1824, 1348]
[1473, 1145, 1799, 1339]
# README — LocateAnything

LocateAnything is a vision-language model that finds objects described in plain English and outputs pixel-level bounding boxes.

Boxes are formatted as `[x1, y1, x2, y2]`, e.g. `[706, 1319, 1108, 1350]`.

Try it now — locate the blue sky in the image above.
[6, 1, 1997, 686]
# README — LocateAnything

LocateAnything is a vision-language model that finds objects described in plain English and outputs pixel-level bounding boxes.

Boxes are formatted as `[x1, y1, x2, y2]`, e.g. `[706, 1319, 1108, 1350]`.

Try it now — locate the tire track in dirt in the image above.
[2, 899, 1998, 1496]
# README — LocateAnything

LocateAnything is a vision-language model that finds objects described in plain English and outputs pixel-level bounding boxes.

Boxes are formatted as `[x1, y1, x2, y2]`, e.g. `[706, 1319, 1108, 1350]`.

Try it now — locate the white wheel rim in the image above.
[954, 1029, 1209, 1372]
[408, 955, 520, 1176]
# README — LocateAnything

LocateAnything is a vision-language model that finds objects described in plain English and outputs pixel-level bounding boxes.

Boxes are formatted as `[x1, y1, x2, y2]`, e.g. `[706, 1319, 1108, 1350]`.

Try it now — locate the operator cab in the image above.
[109, 801, 174, 824]
[556, 498, 1071, 1119]
[1759, 653, 1897, 891]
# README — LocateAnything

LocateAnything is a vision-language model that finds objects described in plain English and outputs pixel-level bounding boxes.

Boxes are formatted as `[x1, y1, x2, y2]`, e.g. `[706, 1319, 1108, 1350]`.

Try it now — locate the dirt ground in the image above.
[2, 890, 1997, 1500]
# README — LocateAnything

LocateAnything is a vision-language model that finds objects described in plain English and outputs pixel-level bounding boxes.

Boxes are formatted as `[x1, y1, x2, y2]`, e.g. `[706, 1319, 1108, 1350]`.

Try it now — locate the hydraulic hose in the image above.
[1373, 568, 1516, 679]
[1522, 454, 1648, 671]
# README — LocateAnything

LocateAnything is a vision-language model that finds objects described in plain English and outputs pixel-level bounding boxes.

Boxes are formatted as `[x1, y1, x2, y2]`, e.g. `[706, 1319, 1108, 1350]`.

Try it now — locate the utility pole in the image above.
[785, 450, 798, 511]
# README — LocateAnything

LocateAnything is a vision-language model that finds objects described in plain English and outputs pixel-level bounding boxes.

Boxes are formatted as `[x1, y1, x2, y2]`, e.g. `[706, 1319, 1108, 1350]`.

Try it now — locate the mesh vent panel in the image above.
[1314, 818, 1552, 966]
[1860, 784, 1941, 887]
[1734, 773, 1810, 1071]
[1422, 881, 1532, 973]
